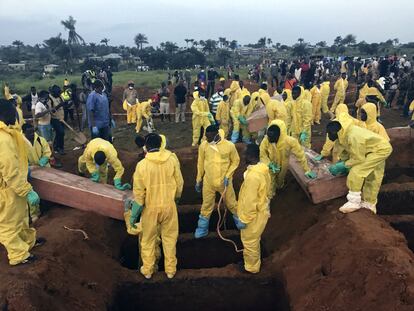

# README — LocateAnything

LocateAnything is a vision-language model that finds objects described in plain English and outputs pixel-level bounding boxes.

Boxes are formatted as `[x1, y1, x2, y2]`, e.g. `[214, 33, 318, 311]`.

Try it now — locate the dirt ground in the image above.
[1, 81, 414, 310]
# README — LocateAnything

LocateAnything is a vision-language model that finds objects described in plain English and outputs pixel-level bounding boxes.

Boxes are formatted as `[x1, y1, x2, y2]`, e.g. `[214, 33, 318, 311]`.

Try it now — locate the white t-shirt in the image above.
[31, 93, 38, 110]
[34, 101, 51, 125]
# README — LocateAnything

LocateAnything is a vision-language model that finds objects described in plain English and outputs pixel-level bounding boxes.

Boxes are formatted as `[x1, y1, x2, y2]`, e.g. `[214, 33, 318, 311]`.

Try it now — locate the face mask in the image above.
[200, 96, 206, 99]
[129, 86, 133, 90]
[328, 131, 338, 141]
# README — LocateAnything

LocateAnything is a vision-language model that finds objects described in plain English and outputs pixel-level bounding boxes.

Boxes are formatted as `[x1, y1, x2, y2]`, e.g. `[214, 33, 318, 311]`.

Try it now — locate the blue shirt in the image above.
[86, 91, 110, 129]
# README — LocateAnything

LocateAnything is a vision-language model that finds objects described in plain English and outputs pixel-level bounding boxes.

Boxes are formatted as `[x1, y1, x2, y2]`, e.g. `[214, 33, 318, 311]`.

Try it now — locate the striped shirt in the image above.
[209, 92, 223, 114]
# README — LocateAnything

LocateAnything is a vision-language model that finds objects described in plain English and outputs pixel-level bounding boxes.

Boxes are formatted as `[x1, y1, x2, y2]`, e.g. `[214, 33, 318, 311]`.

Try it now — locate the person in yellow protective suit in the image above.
[320, 79, 331, 116]
[237, 144, 271, 273]
[281, 89, 293, 134]
[122, 81, 139, 124]
[330, 73, 348, 113]
[355, 80, 386, 119]
[240, 92, 260, 144]
[409, 100, 414, 128]
[0, 100, 43, 266]
[136, 99, 153, 133]
[78, 138, 131, 190]
[229, 78, 241, 107]
[266, 99, 288, 126]
[326, 116, 392, 214]
[258, 82, 271, 106]
[310, 83, 322, 124]
[194, 125, 244, 238]
[314, 103, 360, 163]
[132, 133, 183, 279]
[4, 85, 25, 130]
[360, 102, 390, 140]
[22, 123, 52, 222]
[290, 86, 313, 148]
[191, 89, 213, 146]
[303, 86, 312, 102]
[230, 95, 251, 143]
[260, 119, 316, 196]
[216, 89, 231, 137]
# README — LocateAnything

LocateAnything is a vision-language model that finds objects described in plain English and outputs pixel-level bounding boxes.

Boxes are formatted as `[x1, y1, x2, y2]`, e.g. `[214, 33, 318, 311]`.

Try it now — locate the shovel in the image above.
[61, 120, 87, 145]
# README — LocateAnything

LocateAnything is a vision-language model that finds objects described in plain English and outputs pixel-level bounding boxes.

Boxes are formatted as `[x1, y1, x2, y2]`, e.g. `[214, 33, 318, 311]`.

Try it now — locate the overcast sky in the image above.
[0, 0, 411, 47]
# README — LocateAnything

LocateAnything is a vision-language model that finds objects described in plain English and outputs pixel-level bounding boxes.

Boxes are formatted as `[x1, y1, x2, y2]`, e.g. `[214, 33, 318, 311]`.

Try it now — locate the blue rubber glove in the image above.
[299, 131, 308, 144]
[305, 171, 317, 179]
[129, 201, 143, 228]
[195, 182, 202, 193]
[268, 162, 281, 174]
[314, 155, 324, 161]
[92, 126, 99, 136]
[27, 190, 40, 206]
[328, 161, 350, 176]
[38, 156, 49, 167]
[224, 177, 229, 187]
[238, 116, 248, 125]
[90, 171, 100, 182]
[233, 215, 247, 230]
[114, 178, 131, 191]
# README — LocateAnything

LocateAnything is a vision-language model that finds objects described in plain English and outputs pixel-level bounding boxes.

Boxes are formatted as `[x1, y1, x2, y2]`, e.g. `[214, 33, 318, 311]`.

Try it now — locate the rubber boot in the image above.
[194, 215, 210, 238]
[361, 201, 377, 214]
[242, 137, 252, 144]
[231, 131, 239, 144]
[232, 214, 246, 230]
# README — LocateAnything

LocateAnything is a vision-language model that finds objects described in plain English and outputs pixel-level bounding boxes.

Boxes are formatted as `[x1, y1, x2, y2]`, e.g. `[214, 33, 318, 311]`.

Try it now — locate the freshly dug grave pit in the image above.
[2, 140, 414, 310]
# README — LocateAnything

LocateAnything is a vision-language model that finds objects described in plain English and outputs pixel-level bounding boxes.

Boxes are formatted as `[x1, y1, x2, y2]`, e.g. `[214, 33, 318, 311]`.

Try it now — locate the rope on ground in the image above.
[63, 226, 89, 240]
[216, 187, 244, 253]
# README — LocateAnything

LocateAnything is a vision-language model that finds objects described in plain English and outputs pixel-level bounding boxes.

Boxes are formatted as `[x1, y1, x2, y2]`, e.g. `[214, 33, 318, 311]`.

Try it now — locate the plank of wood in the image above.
[288, 148, 348, 204]
[30, 166, 130, 220]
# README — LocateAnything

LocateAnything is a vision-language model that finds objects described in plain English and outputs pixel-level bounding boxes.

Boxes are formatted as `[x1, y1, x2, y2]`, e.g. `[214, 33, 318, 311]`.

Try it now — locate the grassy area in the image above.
[0, 68, 250, 96]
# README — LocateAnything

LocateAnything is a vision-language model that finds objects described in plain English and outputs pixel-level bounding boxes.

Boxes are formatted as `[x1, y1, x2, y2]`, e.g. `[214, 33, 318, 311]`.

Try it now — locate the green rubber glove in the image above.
[38, 156, 49, 167]
[114, 178, 132, 191]
[305, 171, 317, 179]
[268, 162, 281, 174]
[238, 116, 248, 125]
[299, 131, 308, 144]
[90, 171, 100, 183]
[207, 112, 215, 124]
[328, 161, 350, 176]
[129, 201, 143, 228]
[27, 190, 40, 205]
[314, 155, 324, 161]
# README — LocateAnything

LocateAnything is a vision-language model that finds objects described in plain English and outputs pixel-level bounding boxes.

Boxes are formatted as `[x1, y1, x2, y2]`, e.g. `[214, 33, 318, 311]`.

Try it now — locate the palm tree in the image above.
[334, 36, 343, 46]
[61, 16, 85, 45]
[393, 38, 399, 46]
[134, 33, 148, 50]
[297, 38, 304, 44]
[185, 39, 191, 48]
[193, 41, 199, 48]
[229, 40, 238, 51]
[89, 42, 97, 54]
[100, 38, 109, 46]
[342, 34, 356, 46]
[12, 40, 24, 49]
[267, 38, 272, 47]
[218, 37, 226, 48]
[316, 41, 327, 48]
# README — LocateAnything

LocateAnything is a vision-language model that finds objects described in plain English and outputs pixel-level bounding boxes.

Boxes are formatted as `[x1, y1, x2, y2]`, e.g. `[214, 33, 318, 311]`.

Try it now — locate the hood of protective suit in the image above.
[224, 88, 231, 97]
[335, 103, 349, 116]
[282, 89, 292, 101]
[160, 134, 167, 150]
[249, 91, 259, 106]
[247, 162, 269, 176]
[292, 86, 304, 102]
[146, 149, 172, 163]
[361, 102, 377, 125]
[337, 113, 355, 146]
[230, 81, 240, 93]
[267, 119, 287, 148]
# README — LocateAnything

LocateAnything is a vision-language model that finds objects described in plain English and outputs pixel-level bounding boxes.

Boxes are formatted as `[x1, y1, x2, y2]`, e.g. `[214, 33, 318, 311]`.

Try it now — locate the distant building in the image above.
[8, 63, 26, 71]
[44, 64, 59, 73]
[102, 53, 123, 61]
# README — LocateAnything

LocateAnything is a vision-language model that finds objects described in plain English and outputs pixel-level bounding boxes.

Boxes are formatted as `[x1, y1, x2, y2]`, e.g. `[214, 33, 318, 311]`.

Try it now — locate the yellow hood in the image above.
[230, 81, 240, 93]
[267, 119, 287, 147]
[248, 162, 269, 176]
[160, 134, 167, 150]
[146, 149, 172, 163]
[282, 89, 292, 101]
[224, 88, 231, 97]
[361, 102, 377, 125]
[250, 91, 259, 106]
[335, 103, 349, 116]
[337, 113, 355, 146]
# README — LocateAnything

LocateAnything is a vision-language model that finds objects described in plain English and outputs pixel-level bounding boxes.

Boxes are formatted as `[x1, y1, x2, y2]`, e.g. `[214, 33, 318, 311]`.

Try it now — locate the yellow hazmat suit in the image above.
[237, 162, 271, 273]
[282, 89, 293, 134]
[133, 149, 183, 276]
[240, 87, 251, 100]
[320, 81, 330, 113]
[25, 133, 52, 167]
[196, 129, 240, 217]
[310, 85, 322, 124]
[330, 77, 348, 113]
[229, 81, 241, 107]
[266, 99, 288, 125]
[230, 98, 243, 135]
[361, 103, 389, 140]
[260, 120, 310, 195]
[337, 114, 392, 205]
[355, 86, 386, 119]
[216, 98, 231, 137]
[291, 87, 313, 148]
[258, 89, 271, 106]
[78, 138, 125, 184]
[303, 89, 312, 102]
[136, 100, 152, 133]
[240, 92, 260, 142]
[320, 104, 359, 162]
[0, 121, 36, 265]
[123, 88, 139, 124]
[191, 97, 211, 146]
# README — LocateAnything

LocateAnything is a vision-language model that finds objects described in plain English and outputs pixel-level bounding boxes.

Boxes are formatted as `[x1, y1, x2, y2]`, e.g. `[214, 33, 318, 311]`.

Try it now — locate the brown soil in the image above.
[2, 81, 414, 310]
